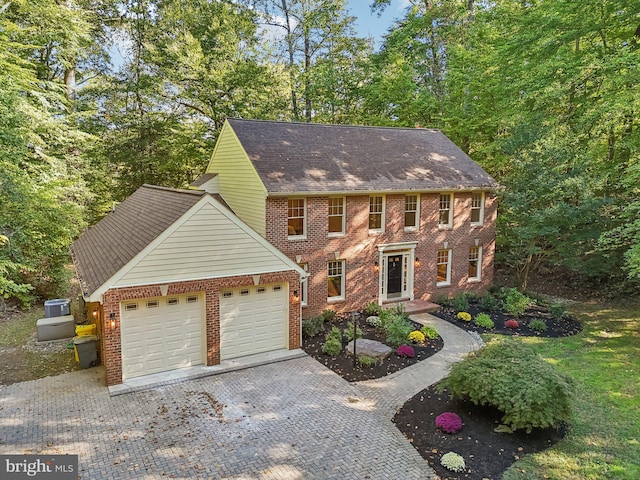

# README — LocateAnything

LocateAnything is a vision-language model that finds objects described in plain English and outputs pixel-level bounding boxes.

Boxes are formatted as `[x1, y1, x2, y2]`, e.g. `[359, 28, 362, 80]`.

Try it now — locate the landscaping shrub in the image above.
[464, 291, 480, 304]
[385, 315, 414, 347]
[363, 301, 382, 316]
[503, 288, 530, 317]
[378, 307, 396, 329]
[474, 312, 494, 329]
[480, 291, 501, 312]
[343, 321, 363, 342]
[436, 294, 452, 307]
[321, 309, 337, 322]
[529, 319, 548, 332]
[302, 316, 324, 338]
[505, 319, 519, 329]
[357, 355, 376, 367]
[435, 412, 463, 434]
[321, 339, 342, 356]
[396, 345, 415, 358]
[452, 292, 469, 312]
[408, 330, 425, 344]
[438, 338, 575, 432]
[420, 324, 439, 339]
[456, 311, 472, 322]
[440, 452, 466, 473]
[550, 302, 567, 320]
[326, 326, 342, 343]
[366, 315, 382, 328]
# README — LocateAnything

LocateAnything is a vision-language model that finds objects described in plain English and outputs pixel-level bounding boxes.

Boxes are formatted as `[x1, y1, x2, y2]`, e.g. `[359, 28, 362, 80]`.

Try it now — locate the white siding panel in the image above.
[114, 202, 293, 287]
[207, 125, 267, 236]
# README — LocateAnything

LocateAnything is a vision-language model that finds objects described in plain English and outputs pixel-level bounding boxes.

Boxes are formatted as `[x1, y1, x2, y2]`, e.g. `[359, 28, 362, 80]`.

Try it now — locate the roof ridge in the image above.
[141, 184, 206, 196]
[227, 117, 441, 133]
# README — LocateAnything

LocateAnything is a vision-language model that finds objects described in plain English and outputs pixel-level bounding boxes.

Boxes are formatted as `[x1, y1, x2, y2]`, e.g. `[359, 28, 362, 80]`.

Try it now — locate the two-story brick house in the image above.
[202, 118, 499, 316]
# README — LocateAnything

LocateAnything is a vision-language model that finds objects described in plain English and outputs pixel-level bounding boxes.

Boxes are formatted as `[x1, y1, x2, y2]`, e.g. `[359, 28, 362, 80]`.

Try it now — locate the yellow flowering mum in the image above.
[408, 330, 426, 344]
[457, 312, 472, 322]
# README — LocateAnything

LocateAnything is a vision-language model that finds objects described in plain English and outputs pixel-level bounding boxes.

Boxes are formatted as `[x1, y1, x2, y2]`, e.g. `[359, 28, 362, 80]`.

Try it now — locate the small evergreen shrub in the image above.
[321, 309, 337, 322]
[456, 311, 472, 322]
[366, 315, 382, 328]
[435, 412, 463, 434]
[385, 315, 414, 347]
[480, 291, 501, 312]
[378, 307, 396, 329]
[408, 330, 425, 344]
[302, 315, 324, 338]
[364, 302, 382, 316]
[440, 452, 466, 473]
[464, 291, 480, 304]
[420, 324, 439, 339]
[550, 302, 567, 320]
[474, 313, 494, 329]
[505, 319, 519, 329]
[529, 319, 548, 332]
[435, 294, 452, 307]
[396, 345, 415, 358]
[326, 326, 342, 343]
[357, 355, 376, 367]
[343, 321, 363, 342]
[321, 339, 342, 356]
[504, 288, 530, 317]
[452, 292, 470, 312]
[438, 338, 575, 432]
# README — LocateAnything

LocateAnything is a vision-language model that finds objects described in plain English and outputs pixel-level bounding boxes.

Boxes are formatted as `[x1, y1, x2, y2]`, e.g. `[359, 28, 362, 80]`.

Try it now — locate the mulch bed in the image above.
[433, 304, 582, 337]
[301, 314, 444, 382]
[394, 385, 567, 480]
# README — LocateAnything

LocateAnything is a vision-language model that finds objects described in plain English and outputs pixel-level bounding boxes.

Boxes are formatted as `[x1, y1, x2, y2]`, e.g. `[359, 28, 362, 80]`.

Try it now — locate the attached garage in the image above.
[220, 283, 288, 360]
[120, 293, 204, 380]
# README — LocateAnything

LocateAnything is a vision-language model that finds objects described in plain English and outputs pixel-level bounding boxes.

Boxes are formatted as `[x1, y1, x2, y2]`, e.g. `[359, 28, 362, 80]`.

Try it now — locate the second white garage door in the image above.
[220, 283, 289, 360]
[120, 293, 204, 380]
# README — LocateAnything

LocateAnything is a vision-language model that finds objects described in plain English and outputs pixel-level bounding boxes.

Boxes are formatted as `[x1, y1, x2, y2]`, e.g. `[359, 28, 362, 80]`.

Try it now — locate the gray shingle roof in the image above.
[71, 185, 206, 297]
[227, 118, 499, 194]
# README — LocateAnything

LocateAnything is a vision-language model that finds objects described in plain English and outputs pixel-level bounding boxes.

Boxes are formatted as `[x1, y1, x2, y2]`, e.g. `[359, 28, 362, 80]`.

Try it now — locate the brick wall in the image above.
[266, 192, 496, 317]
[101, 271, 300, 386]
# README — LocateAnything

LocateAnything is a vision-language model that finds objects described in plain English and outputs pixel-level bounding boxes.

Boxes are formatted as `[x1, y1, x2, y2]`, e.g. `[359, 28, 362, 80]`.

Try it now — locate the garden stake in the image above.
[353, 312, 358, 367]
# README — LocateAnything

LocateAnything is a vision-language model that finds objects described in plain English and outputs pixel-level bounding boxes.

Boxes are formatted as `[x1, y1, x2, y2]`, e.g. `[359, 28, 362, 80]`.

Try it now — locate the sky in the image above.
[346, 1, 408, 49]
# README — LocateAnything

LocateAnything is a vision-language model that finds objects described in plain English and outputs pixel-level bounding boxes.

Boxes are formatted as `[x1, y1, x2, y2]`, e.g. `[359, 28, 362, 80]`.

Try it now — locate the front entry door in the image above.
[387, 255, 403, 298]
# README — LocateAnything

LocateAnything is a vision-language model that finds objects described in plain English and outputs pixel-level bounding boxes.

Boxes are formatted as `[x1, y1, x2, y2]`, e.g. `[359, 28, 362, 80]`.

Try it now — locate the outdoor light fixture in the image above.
[373, 261, 379, 272]
[92, 310, 97, 318]
[109, 312, 116, 329]
[415, 257, 421, 268]
[292, 290, 300, 303]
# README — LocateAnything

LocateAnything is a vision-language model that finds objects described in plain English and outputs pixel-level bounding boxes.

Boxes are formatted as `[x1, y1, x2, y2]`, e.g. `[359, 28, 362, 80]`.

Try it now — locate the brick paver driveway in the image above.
[0, 357, 435, 479]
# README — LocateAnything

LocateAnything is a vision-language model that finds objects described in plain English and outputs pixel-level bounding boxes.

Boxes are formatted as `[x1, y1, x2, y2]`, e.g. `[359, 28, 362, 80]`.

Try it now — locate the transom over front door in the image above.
[387, 255, 403, 298]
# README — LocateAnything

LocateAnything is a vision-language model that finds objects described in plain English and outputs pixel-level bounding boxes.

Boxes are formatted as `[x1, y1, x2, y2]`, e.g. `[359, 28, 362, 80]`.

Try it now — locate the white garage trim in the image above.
[220, 283, 289, 361]
[120, 293, 205, 380]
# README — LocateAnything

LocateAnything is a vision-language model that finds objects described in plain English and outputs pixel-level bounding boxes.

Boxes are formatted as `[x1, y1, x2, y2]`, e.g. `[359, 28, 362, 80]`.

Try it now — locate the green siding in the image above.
[206, 121, 267, 236]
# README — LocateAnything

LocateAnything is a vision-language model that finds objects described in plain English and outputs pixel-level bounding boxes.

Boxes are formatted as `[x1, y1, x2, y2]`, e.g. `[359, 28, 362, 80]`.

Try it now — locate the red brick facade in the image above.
[101, 272, 300, 386]
[266, 192, 496, 317]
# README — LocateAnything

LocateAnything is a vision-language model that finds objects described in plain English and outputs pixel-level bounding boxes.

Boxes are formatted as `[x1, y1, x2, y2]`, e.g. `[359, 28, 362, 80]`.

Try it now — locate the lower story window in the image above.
[468, 246, 482, 281]
[327, 260, 345, 300]
[437, 249, 451, 286]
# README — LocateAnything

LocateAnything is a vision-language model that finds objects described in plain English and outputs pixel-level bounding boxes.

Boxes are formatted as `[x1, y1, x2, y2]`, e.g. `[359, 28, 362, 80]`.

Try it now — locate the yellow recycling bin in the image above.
[74, 324, 97, 361]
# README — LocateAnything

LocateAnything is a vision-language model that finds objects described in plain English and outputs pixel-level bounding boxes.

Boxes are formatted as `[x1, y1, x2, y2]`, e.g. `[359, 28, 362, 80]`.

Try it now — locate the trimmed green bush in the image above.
[420, 324, 439, 339]
[321, 309, 337, 322]
[364, 301, 382, 316]
[302, 315, 324, 338]
[385, 315, 414, 348]
[343, 321, 363, 342]
[357, 355, 376, 367]
[321, 338, 342, 356]
[435, 294, 452, 307]
[550, 302, 567, 320]
[529, 319, 548, 333]
[474, 312, 494, 329]
[504, 288, 530, 317]
[438, 338, 575, 432]
[464, 291, 480, 304]
[326, 326, 342, 343]
[452, 292, 469, 312]
[480, 291, 501, 312]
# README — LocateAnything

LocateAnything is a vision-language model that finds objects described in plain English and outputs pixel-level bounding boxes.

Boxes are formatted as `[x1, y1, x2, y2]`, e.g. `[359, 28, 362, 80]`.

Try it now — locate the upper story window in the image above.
[470, 192, 484, 226]
[468, 246, 482, 282]
[288, 198, 305, 238]
[327, 260, 345, 300]
[328, 197, 345, 236]
[439, 193, 453, 228]
[436, 249, 451, 286]
[369, 196, 385, 233]
[404, 194, 419, 231]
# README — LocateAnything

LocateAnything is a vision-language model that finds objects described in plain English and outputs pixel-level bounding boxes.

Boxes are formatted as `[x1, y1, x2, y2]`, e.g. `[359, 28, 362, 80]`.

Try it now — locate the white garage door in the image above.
[220, 283, 288, 360]
[120, 293, 204, 380]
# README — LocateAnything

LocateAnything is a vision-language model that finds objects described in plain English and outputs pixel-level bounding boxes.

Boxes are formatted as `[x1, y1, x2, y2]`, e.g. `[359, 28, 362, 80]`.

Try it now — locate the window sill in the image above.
[438, 225, 453, 231]
[470, 223, 484, 228]
[368, 229, 384, 235]
[287, 235, 307, 241]
[467, 278, 481, 284]
[328, 232, 345, 238]
[436, 282, 451, 288]
[327, 297, 345, 303]
[403, 227, 418, 233]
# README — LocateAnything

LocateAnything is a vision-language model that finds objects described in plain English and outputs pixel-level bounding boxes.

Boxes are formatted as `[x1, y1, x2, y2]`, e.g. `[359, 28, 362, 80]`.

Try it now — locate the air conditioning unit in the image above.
[44, 299, 71, 318]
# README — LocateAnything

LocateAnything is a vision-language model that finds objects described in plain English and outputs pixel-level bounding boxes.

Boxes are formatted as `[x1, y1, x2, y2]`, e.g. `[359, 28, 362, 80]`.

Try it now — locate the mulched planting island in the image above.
[394, 385, 567, 480]
[302, 314, 444, 382]
[433, 304, 582, 337]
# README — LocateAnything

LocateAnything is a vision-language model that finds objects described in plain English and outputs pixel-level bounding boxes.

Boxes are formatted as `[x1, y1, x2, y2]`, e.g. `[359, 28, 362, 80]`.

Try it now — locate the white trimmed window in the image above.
[287, 198, 306, 238]
[468, 246, 482, 281]
[404, 194, 419, 231]
[369, 196, 385, 233]
[439, 193, 453, 228]
[327, 260, 345, 300]
[436, 249, 451, 286]
[328, 197, 345, 236]
[471, 192, 484, 226]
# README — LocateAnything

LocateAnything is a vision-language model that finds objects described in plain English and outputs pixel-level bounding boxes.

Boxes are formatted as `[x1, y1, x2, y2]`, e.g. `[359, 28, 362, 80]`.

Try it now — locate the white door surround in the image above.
[377, 242, 417, 303]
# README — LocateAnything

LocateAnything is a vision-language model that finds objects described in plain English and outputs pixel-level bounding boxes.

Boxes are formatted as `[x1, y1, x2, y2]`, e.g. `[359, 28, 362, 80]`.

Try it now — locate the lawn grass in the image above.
[0, 306, 42, 347]
[501, 301, 640, 480]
